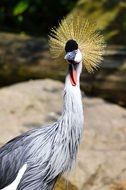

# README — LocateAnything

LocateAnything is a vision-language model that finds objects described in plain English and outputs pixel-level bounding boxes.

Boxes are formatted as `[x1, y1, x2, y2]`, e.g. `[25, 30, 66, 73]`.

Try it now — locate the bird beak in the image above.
[64, 51, 78, 86]
[69, 63, 77, 86]
[64, 49, 82, 63]
[64, 51, 76, 62]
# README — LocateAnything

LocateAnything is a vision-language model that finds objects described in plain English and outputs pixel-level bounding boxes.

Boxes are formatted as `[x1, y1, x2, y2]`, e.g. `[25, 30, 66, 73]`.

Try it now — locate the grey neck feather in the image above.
[46, 61, 84, 179]
[59, 61, 84, 161]
[13, 62, 84, 187]
[62, 61, 83, 123]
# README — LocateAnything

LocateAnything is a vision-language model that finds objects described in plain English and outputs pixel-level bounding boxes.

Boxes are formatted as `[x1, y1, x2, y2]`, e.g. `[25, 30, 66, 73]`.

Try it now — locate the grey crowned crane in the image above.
[0, 14, 105, 190]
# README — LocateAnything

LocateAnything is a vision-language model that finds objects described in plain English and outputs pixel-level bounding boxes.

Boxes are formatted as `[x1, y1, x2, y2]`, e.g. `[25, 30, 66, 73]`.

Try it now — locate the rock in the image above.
[81, 45, 126, 107]
[55, 177, 78, 190]
[0, 32, 65, 86]
[0, 79, 126, 189]
[110, 182, 126, 190]
[0, 79, 63, 144]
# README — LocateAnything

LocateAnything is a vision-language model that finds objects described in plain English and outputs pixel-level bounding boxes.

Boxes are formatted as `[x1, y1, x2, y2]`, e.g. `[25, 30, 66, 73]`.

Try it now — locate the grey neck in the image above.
[61, 61, 84, 134]
[52, 61, 84, 174]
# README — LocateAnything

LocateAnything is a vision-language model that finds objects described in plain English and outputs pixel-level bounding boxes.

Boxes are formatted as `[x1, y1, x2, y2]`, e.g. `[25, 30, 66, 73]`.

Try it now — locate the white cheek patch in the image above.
[74, 49, 82, 63]
[2, 163, 27, 190]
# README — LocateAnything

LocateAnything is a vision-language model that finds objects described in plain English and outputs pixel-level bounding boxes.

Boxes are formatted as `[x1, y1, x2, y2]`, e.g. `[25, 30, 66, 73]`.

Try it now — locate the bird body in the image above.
[0, 13, 104, 189]
[0, 63, 83, 189]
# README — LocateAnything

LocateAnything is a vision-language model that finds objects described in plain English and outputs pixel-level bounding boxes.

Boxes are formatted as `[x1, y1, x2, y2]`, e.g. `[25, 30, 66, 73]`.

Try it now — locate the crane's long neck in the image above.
[50, 61, 84, 175]
[61, 61, 84, 137]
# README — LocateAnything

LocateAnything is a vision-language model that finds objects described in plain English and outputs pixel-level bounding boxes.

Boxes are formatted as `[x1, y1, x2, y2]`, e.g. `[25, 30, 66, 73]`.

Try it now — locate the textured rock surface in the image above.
[0, 79, 126, 190]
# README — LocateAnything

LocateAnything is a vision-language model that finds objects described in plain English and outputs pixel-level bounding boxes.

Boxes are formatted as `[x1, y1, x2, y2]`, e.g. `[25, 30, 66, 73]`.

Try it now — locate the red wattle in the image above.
[70, 66, 77, 86]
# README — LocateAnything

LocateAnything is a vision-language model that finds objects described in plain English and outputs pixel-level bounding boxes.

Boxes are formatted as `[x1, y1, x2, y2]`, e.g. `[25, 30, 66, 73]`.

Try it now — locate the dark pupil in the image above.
[65, 39, 78, 52]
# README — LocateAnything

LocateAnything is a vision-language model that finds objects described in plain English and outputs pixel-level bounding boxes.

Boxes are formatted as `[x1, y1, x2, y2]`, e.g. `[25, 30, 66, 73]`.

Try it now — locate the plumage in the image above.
[49, 13, 105, 72]
[0, 83, 83, 189]
[0, 13, 104, 190]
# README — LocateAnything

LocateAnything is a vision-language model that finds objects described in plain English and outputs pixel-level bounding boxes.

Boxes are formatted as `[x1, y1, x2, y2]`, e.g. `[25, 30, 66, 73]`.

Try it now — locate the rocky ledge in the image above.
[0, 79, 126, 190]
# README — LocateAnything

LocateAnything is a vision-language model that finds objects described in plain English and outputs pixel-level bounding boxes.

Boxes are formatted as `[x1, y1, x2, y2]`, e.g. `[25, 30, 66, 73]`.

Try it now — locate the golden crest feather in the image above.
[49, 13, 105, 72]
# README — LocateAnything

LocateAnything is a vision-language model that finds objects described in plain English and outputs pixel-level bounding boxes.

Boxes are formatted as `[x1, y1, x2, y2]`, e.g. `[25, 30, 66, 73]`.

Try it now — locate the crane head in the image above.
[49, 13, 105, 73]
[64, 39, 82, 63]
[64, 39, 82, 86]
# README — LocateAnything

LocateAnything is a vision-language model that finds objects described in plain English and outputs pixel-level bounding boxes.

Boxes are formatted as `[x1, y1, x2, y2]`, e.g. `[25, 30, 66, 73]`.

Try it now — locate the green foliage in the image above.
[13, 1, 29, 16]
[73, 0, 126, 45]
[0, 0, 77, 36]
[0, 0, 126, 44]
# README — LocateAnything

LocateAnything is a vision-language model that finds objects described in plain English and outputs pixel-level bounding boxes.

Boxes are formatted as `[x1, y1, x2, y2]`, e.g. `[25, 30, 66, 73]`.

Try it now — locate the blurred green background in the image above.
[0, 0, 126, 44]
[0, 0, 77, 37]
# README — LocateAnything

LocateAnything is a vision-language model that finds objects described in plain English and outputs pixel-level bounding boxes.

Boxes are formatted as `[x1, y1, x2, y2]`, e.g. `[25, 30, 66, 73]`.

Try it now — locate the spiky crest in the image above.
[49, 13, 105, 72]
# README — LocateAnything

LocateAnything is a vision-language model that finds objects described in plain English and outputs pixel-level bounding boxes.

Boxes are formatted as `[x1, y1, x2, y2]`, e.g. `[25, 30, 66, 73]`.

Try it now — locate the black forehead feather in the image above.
[65, 39, 78, 52]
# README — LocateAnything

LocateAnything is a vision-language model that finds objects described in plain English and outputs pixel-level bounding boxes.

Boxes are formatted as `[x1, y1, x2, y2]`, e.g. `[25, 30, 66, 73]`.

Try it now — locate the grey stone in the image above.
[0, 79, 126, 190]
